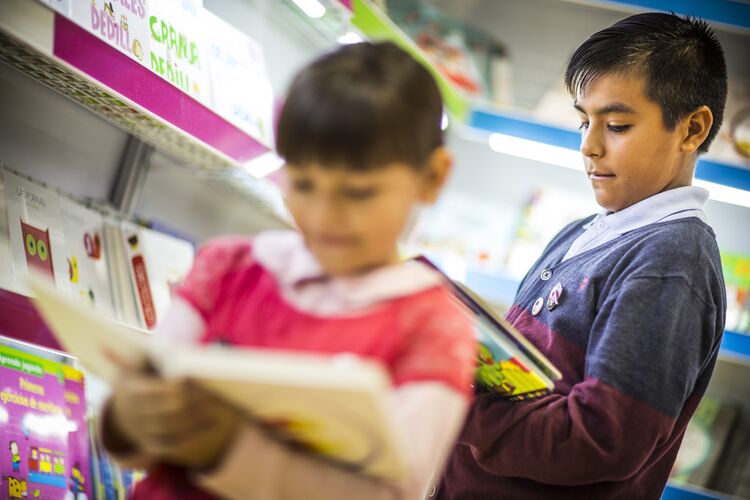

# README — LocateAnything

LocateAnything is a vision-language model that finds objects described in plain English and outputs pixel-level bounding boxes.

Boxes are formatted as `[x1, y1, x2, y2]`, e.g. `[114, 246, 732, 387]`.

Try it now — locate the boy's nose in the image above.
[580, 130, 603, 158]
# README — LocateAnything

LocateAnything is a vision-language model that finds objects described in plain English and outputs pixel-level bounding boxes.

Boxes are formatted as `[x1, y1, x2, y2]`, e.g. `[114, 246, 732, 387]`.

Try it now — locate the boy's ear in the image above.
[680, 105, 713, 154]
[420, 147, 453, 204]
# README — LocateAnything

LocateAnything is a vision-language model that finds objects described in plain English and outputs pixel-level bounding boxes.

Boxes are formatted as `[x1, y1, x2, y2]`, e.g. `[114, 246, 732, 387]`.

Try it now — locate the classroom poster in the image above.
[0, 345, 91, 500]
[57, 197, 115, 321]
[3, 169, 67, 295]
[203, 9, 275, 147]
[69, 0, 151, 65]
[147, 0, 212, 105]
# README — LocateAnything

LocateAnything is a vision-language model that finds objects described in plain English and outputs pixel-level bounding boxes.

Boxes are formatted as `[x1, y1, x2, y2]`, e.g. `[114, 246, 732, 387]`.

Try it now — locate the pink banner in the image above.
[52, 14, 268, 163]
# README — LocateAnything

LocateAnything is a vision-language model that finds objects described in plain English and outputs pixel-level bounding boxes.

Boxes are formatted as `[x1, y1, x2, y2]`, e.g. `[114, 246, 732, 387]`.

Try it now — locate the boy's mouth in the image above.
[588, 170, 616, 180]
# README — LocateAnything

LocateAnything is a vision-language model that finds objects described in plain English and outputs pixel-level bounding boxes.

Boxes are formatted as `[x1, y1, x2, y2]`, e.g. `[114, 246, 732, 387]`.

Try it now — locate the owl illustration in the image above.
[21, 220, 55, 279]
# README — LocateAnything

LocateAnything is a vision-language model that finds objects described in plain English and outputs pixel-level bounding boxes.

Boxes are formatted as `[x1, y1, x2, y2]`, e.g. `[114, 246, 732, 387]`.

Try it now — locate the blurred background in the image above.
[1, 1, 749, 498]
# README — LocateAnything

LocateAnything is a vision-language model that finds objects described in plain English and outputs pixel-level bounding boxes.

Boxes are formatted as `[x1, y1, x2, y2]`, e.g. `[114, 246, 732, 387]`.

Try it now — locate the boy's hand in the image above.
[108, 369, 243, 470]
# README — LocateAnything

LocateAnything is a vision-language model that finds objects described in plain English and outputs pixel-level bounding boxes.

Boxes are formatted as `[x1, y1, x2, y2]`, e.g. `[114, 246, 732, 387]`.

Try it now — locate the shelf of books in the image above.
[0, 163, 195, 497]
[350, 0, 750, 195]
[0, 0, 274, 169]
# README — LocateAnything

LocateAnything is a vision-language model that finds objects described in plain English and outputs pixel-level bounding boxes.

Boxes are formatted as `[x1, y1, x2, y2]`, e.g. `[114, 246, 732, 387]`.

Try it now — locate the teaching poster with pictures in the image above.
[2, 169, 67, 295]
[0, 344, 91, 500]
[147, 0, 212, 106]
[69, 0, 151, 66]
[57, 197, 115, 320]
[204, 9, 275, 147]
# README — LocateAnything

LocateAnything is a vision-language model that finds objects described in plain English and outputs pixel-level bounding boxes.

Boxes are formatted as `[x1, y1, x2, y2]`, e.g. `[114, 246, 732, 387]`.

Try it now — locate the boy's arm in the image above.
[458, 275, 721, 485]
[195, 382, 468, 500]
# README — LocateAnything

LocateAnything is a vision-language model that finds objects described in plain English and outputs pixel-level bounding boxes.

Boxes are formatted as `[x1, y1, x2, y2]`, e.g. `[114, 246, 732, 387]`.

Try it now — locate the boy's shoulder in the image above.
[621, 217, 718, 262]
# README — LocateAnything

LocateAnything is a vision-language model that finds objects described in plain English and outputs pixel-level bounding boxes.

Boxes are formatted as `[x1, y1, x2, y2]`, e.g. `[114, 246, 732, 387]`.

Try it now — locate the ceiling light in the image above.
[244, 152, 285, 178]
[488, 133, 583, 171]
[694, 178, 750, 209]
[291, 0, 326, 19]
[337, 31, 364, 44]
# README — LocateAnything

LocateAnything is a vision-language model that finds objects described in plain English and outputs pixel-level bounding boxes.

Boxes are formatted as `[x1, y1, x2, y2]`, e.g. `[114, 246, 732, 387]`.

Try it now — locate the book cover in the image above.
[28, 274, 409, 480]
[416, 256, 561, 401]
[202, 8, 274, 148]
[69, 0, 150, 66]
[2, 168, 66, 295]
[0, 343, 91, 500]
[58, 196, 115, 321]
[671, 397, 739, 488]
[117, 221, 194, 330]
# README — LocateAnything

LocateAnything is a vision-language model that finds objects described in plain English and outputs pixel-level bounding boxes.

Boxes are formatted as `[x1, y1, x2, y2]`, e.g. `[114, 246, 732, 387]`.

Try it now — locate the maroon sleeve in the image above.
[459, 378, 678, 484]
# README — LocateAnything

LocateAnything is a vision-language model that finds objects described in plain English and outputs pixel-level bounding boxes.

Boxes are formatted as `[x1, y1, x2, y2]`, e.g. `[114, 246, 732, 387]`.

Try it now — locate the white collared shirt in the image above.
[562, 186, 710, 262]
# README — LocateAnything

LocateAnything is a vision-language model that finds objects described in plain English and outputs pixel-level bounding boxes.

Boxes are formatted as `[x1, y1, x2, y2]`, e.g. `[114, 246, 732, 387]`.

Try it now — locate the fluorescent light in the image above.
[487, 132, 750, 208]
[488, 133, 583, 171]
[291, 0, 326, 19]
[694, 178, 750, 208]
[441, 112, 449, 131]
[337, 31, 364, 44]
[244, 152, 285, 178]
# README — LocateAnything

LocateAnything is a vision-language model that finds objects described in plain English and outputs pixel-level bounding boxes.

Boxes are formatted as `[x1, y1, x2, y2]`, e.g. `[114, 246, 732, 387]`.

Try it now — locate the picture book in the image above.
[116, 221, 194, 330]
[0, 341, 91, 500]
[2, 167, 67, 295]
[416, 256, 562, 401]
[27, 273, 409, 481]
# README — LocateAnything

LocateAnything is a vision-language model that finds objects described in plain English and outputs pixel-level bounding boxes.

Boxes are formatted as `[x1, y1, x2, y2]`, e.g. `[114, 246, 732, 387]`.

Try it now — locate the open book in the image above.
[416, 256, 562, 401]
[26, 273, 408, 481]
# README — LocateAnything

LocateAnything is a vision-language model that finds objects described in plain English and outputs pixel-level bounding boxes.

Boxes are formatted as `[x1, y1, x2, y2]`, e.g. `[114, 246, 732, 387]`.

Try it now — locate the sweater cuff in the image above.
[195, 423, 285, 499]
[98, 401, 156, 470]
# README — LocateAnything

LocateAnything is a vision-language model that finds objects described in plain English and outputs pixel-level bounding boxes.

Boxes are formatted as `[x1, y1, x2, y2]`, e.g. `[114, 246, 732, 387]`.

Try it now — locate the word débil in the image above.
[90, 4, 138, 55]
[149, 15, 201, 94]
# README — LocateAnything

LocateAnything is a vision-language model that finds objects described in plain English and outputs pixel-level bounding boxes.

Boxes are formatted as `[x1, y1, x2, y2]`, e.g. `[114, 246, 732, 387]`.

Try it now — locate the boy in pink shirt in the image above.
[101, 41, 477, 499]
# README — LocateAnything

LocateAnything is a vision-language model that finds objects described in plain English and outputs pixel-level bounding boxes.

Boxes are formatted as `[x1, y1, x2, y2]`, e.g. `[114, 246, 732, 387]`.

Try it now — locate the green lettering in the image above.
[160, 20, 169, 48]
[149, 15, 159, 42]
[190, 42, 199, 66]
[150, 51, 160, 73]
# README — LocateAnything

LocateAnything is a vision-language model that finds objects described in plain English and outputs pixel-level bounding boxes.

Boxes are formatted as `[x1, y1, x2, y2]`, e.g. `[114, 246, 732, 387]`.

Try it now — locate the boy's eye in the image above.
[578, 122, 589, 131]
[342, 187, 377, 200]
[607, 124, 631, 133]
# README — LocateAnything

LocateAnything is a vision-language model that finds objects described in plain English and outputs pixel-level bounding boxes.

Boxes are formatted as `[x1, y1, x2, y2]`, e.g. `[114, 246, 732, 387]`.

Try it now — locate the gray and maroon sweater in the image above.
[437, 216, 726, 499]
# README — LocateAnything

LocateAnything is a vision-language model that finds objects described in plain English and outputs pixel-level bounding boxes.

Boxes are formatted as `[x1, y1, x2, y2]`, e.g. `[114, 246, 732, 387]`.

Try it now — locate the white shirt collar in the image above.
[252, 230, 445, 312]
[585, 186, 709, 235]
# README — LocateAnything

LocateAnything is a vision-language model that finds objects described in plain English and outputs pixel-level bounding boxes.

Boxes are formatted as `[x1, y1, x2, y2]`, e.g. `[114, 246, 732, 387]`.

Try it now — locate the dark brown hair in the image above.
[565, 12, 727, 153]
[276, 41, 444, 170]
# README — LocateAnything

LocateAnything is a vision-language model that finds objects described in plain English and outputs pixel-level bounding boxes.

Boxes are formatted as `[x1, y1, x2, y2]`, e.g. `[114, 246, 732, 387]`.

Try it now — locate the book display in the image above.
[1, 1, 749, 499]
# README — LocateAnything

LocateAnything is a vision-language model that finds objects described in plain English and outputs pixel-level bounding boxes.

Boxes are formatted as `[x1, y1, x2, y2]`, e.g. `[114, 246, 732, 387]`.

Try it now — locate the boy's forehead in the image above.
[574, 72, 649, 112]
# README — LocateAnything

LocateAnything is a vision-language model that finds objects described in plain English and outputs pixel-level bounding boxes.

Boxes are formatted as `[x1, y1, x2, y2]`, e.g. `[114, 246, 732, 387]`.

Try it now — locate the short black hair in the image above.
[565, 12, 727, 153]
[276, 41, 444, 170]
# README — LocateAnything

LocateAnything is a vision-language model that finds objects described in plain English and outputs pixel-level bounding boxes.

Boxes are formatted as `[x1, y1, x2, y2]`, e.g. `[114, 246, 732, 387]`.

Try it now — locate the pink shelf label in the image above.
[52, 14, 268, 163]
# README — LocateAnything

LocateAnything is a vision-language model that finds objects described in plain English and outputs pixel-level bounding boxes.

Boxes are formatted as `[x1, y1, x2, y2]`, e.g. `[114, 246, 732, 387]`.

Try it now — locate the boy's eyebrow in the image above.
[573, 101, 636, 115]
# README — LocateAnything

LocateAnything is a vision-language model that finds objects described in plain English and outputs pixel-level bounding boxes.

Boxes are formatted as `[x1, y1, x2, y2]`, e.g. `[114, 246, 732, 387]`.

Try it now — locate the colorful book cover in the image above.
[416, 256, 561, 401]
[203, 9, 274, 147]
[147, 0, 212, 106]
[2, 168, 66, 295]
[0, 343, 91, 500]
[58, 197, 115, 321]
[671, 398, 738, 488]
[118, 221, 194, 330]
[69, 0, 150, 66]
[722, 253, 750, 335]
